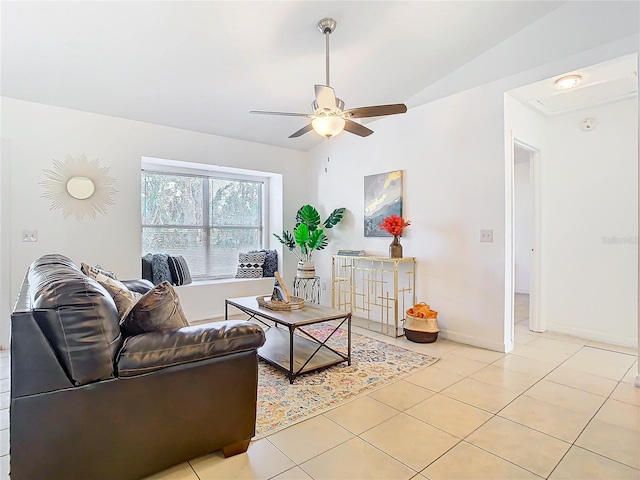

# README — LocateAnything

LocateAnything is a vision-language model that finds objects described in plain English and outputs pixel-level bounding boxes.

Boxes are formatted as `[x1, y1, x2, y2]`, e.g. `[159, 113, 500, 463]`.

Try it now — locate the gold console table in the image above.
[331, 255, 416, 337]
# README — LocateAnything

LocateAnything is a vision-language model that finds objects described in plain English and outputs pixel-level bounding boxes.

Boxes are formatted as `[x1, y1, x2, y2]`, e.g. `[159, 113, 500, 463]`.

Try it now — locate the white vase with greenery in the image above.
[274, 205, 345, 278]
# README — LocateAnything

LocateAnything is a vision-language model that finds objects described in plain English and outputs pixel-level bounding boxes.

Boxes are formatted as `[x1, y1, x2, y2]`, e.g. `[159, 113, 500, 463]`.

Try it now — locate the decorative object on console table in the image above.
[379, 214, 411, 258]
[337, 249, 366, 256]
[273, 204, 346, 278]
[389, 236, 402, 259]
[331, 255, 416, 337]
[293, 276, 321, 304]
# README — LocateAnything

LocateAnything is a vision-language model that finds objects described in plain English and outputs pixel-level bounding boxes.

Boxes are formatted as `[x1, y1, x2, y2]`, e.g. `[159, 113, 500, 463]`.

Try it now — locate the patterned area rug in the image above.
[255, 325, 438, 438]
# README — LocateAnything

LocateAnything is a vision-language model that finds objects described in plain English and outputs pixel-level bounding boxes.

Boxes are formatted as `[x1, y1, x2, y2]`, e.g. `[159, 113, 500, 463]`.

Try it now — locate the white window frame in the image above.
[141, 161, 269, 280]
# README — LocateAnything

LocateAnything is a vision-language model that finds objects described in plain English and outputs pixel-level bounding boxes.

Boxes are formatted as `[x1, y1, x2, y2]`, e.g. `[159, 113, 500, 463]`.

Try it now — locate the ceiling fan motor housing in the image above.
[317, 18, 337, 34]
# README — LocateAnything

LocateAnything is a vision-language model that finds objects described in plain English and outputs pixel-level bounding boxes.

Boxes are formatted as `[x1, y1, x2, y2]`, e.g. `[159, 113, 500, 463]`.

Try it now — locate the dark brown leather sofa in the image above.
[10, 254, 266, 480]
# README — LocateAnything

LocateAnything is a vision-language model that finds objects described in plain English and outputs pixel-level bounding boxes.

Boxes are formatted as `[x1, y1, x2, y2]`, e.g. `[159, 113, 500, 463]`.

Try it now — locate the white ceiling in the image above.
[2, 1, 637, 151]
[509, 54, 638, 116]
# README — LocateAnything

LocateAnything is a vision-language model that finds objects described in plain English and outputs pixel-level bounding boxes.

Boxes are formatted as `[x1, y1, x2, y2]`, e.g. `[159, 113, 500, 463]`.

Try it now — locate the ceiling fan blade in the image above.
[288, 124, 314, 138]
[343, 119, 374, 137]
[315, 85, 337, 111]
[249, 110, 310, 117]
[343, 104, 407, 119]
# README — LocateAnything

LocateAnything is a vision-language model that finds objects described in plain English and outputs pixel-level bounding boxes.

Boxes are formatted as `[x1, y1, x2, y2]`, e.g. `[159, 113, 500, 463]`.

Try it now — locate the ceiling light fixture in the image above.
[311, 116, 346, 138]
[554, 74, 582, 89]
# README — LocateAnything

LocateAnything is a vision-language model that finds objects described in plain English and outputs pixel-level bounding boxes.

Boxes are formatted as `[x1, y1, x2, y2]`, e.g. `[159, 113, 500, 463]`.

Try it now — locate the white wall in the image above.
[542, 98, 638, 346]
[309, 85, 509, 352]
[514, 158, 532, 294]
[0, 97, 309, 348]
[309, 38, 638, 353]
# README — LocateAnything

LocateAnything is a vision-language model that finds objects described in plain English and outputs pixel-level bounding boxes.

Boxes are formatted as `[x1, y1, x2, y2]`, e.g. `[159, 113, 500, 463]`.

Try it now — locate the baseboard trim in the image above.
[438, 330, 508, 353]
[546, 323, 638, 349]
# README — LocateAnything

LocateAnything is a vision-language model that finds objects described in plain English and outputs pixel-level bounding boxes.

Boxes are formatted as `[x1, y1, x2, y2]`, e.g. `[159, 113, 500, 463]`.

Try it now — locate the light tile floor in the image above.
[2, 294, 639, 480]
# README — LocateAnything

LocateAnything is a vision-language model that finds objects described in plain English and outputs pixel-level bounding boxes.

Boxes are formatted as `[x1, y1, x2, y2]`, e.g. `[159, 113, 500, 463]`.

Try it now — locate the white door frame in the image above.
[505, 136, 543, 351]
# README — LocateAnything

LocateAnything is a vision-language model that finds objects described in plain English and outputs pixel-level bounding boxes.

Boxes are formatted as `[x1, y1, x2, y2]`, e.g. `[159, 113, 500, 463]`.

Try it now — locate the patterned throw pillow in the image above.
[121, 281, 189, 336]
[81, 262, 118, 280]
[82, 265, 142, 322]
[168, 255, 192, 286]
[249, 249, 278, 277]
[236, 251, 266, 278]
[151, 253, 172, 285]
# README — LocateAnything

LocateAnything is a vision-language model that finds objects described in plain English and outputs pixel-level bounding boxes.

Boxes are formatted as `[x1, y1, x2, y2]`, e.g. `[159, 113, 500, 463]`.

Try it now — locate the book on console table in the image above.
[336, 250, 367, 256]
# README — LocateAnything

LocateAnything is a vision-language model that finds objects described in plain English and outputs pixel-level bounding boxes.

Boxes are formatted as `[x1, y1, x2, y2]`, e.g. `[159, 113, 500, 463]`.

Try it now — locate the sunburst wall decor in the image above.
[40, 154, 117, 220]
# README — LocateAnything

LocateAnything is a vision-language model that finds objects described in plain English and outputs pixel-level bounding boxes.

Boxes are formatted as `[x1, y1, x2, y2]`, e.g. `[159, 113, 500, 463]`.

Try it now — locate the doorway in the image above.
[514, 145, 532, 330]
[511, 140, 542, 340]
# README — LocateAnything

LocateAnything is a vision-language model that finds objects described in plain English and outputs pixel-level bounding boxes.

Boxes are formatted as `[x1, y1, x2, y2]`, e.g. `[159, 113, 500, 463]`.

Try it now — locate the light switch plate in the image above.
[22, 229, 38, 242]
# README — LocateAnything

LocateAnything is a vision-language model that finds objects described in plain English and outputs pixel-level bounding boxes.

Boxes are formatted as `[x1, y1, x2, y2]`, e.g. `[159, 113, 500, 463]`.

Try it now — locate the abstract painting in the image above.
[364, 170, 403, 237]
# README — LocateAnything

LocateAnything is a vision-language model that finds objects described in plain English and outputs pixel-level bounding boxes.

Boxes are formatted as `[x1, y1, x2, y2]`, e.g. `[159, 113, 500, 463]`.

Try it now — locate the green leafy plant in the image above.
[274, 205, 346, 262]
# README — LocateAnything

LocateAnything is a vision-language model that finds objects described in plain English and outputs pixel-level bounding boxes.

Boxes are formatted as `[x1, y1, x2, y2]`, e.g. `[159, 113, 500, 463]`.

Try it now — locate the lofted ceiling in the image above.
[1, 1, 567, 150]
[2, 1, 634, 151]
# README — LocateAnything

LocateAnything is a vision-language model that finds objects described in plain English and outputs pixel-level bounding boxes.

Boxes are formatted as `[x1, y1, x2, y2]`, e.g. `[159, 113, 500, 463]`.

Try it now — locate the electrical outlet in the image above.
[321, 282, 327, 291]
[480, 229, 493, 243]
[22, 229, 38, 242]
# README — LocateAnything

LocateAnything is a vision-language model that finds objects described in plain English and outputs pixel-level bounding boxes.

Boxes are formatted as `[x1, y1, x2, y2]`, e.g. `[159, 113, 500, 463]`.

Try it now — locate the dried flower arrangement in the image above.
[379, 214, 411, 237]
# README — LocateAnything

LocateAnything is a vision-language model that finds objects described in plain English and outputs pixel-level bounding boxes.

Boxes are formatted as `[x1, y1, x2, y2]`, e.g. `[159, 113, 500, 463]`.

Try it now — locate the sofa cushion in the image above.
[84, 268, 142, 321]
[168, 255, 192, 286]
[116, 320, 266, 377]
[121, 281, 189, 336]
[235, 251, 265, 278]
[28, 254, 122, 386]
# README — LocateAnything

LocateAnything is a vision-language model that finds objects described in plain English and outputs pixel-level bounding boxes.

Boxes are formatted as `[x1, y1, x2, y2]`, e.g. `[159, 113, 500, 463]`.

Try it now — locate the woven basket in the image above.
[257, 295, 305, 311]
[403, 313, 440, 343]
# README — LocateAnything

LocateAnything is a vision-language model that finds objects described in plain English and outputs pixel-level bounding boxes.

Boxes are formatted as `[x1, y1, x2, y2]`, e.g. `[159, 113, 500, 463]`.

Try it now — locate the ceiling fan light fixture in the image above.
[312, 116, 345, 138]
[554, 74, 582, 89]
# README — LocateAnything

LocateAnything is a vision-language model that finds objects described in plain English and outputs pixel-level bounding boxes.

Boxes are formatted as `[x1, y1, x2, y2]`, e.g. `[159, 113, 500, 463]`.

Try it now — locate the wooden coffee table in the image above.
[225, 296, 351, 383]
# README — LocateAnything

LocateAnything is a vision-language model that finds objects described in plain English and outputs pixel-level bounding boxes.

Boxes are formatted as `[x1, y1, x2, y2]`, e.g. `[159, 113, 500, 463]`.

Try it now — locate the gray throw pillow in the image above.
[121, 281, 189, 336]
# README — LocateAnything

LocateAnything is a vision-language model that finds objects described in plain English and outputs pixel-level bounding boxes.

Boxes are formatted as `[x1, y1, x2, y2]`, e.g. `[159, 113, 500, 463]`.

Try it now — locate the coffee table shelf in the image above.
[259, 327, 346, 375]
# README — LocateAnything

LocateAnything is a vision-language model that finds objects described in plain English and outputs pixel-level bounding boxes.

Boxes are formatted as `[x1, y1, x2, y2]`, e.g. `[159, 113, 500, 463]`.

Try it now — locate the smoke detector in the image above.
[580, 118, 596, 131]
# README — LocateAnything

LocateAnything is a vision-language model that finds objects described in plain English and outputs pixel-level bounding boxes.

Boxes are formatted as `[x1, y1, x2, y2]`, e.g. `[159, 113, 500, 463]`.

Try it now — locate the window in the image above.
[141, 170, 264, 279]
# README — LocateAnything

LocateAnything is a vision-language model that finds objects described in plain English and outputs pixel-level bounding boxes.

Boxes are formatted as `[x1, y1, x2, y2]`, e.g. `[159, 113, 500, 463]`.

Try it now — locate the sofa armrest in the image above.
[116, 320, 265, 377]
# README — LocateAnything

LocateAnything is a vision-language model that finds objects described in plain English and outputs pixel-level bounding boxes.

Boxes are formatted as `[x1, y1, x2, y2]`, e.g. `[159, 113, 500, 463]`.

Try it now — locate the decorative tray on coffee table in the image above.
[256, 296, 305, 311]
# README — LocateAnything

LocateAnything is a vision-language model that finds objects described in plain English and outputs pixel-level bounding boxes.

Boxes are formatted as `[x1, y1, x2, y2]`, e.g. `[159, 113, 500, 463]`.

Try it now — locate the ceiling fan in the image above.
[250, 18, 407, 139]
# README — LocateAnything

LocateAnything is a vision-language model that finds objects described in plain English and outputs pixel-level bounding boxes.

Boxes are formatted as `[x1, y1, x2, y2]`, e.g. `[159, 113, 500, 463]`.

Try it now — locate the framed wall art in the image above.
[364, 170, 403, 237]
